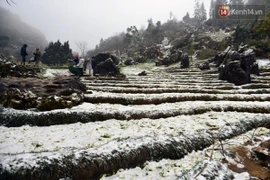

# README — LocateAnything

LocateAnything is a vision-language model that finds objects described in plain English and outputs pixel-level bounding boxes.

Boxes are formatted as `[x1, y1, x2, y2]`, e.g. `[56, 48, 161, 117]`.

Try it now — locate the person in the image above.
[85, 58, 92, 76]
[76, 57, 85, 76]
[69, 55, 79, 65]
[20, 44, 28, 65]
[33, 48, 41, 67]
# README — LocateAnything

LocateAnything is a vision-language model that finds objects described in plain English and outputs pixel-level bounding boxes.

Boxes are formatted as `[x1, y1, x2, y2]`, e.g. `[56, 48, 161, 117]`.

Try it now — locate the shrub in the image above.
[197, 49, 218, 60]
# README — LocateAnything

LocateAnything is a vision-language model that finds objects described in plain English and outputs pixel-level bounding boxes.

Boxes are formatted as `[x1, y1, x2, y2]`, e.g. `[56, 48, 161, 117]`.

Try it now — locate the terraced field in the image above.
[0, 60, 270, 179]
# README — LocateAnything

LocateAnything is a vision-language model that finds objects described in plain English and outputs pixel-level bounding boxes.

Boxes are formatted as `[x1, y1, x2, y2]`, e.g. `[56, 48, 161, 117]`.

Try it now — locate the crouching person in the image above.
[76, 57, 85, 76]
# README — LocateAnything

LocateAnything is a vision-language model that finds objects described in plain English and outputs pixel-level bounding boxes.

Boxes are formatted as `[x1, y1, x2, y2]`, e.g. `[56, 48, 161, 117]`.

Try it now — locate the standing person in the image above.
[76, 57, 85, 76]
[20, 44, 28, 65]
[33, 48, 41, 67]
[85, 58, 92, 76]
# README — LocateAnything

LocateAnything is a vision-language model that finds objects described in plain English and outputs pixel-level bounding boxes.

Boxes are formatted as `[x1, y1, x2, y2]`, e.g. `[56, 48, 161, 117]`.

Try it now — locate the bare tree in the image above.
[4, 0, 16, 6]
[75, 41, 88, 57]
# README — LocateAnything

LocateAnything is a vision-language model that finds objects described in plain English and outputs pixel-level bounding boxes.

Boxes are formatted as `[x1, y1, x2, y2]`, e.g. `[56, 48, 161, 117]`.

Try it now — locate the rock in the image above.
[229, 51, 240, 60]
[138, 71, 147, 76]
[179, 160, 234, 180]
[92, 53, 121, 76]
[160, 50, 182, 66]
[0, 76, 86, 111]
[238, 44, 248, 53]
[0, 57, 41, 78]
[95, 58, 120, 76]
[240, 48, 259, 76]
[36, 90, 84, 111]
[180, 53, 189, 69]
[219, 60, 250, 85]
[252, 139, 270, 167]
[0, 82, 9, 101]
[124, 59, 134, 66]
[161, 56, 171, 66]
[199, 61, 210, 70]
[204, 46, 259, 85]
[171, 50, 182, 63]
[2, 88, 38, 109]
[92, 52, 120, 65]
[209, 46, 231, 67]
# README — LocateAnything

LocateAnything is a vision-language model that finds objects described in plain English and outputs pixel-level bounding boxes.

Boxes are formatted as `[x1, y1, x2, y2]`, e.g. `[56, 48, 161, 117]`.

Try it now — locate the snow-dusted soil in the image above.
[42, 68, 71, 78]
[101, 128, 270, 180]
[0, 60, 270, 179]
[0, 112, 265, 154]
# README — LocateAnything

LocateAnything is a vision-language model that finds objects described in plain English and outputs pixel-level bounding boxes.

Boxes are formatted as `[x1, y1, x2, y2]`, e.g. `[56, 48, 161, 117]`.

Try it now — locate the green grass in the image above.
[197, 49, 219, 60]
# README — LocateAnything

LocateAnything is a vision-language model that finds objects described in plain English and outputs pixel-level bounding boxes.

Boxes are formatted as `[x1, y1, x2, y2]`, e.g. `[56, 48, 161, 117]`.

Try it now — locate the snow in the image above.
[0, 109, 269, 178]
[100, 128, 270, 180]
[205, 29, 233, 42]
[1, 64, 270, 179]
[70, 101, 270, 116]
[84, 91, 270, 101]
[234, 172, 250, 180]
[0, 111, 259, 155]
[42, 69, 71, 78]
[257, 59, 270, 69]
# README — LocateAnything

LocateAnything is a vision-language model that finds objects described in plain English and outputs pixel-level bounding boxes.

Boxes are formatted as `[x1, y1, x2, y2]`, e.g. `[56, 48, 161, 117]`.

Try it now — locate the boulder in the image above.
[180, 53, 189, 68]
[95, 58, 120, 76]
[36, 90, 84, 111]
[2, 88, 38, 109]
[240, 48, 259, 76]
[198, 61, 210, 70]
[229, 51, 240, 60]
[160, 50, 182, 66]
[92, 52, 120, 65]
[219, 60, 250, 85]
[203, 46, 259, 85]
[208, 46, 231, 67]
[138, 71, 147, 76]
[92, 53, 121, 76]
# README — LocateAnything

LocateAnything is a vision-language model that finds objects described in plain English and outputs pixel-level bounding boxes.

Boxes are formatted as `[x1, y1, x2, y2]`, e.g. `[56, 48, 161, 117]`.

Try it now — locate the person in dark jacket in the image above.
[20, 44, 28, 65]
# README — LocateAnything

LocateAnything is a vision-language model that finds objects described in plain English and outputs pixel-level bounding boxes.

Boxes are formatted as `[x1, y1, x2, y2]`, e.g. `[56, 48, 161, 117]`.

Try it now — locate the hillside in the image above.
[0, 6, 48, 59]
[0, 59, 270, 179]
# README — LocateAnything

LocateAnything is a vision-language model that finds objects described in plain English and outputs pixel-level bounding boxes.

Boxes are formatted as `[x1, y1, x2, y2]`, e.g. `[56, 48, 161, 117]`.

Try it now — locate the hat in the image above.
[75, 55, 79, 59]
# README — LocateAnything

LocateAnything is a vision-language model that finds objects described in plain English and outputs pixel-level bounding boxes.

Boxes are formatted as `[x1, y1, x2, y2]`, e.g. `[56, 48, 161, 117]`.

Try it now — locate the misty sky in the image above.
[0, 0, 210, 53]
